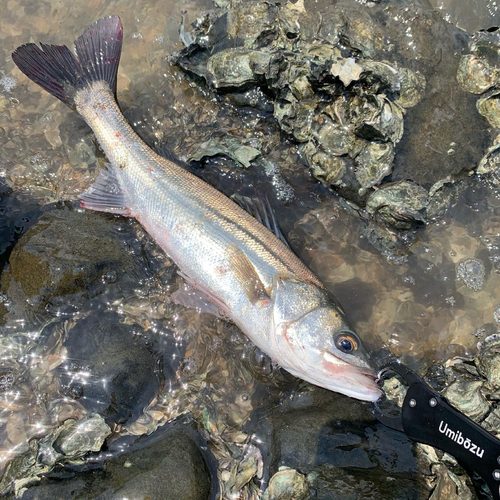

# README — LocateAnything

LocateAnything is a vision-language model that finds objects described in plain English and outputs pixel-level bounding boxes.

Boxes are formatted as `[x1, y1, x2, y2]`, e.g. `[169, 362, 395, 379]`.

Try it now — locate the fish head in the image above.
[271, 277, 382, 402]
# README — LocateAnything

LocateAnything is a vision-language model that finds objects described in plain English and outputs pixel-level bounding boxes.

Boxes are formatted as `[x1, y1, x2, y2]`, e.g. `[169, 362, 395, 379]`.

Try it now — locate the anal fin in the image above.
[79, 163, 131, 216]
[227, 244, 270, 306]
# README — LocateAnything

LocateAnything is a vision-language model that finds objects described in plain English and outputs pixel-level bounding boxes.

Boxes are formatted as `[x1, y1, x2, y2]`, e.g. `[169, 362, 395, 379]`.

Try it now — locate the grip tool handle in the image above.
[374, 361, 500, 499]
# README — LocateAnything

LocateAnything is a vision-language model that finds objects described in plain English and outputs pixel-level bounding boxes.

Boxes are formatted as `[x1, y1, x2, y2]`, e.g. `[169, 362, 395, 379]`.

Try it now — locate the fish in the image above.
[12, 16, 381, 401]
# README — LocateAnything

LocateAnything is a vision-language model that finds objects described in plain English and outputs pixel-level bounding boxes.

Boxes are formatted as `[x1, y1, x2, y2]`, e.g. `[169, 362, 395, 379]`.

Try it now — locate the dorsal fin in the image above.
[232, 193, 290, 247]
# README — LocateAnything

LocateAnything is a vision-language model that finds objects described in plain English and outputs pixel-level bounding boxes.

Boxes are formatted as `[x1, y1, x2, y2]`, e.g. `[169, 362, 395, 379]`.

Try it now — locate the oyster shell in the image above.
[457, 54, 498, 95]
[396, 67, 427, 108]
[262, 467, 309, 500]
[477, 89, 500, 129]
[350, 95, 404, 144]
[476, 334, 500, 389]
[366, 181, 428, 230]
[355, 141, 395, 193]
[206, 48, 274, 89]
[477, 139, 500, 183]
[442, 379, 489, 421]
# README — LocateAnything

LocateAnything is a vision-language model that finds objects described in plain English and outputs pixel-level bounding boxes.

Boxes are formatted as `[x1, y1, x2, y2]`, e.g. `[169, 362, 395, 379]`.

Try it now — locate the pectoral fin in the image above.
[227, 244, 270, 305]
[170, 282, 224, 318]
[177, 270, 232, 320]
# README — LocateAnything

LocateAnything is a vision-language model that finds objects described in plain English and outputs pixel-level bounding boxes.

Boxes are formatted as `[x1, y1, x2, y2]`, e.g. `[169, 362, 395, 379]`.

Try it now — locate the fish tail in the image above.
[12, 16, 123, 109]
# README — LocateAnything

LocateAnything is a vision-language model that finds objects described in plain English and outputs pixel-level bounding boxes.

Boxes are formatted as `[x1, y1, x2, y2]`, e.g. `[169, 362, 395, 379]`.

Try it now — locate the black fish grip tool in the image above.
[374, 361, 500, 499]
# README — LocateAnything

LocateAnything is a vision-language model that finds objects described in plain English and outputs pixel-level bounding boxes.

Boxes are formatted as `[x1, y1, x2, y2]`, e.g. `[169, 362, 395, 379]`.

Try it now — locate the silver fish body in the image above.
[13, 16, 381, 401]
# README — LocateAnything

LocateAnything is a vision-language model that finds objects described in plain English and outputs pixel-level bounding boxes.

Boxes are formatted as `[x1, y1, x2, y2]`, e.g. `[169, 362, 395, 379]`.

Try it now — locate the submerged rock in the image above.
[0, 208, 145, 314]
[60, 312, 162, 424]
[246, 385, 430, 499]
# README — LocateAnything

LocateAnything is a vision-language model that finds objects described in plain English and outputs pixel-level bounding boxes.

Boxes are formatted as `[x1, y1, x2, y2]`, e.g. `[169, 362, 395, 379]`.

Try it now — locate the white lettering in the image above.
[437, 420, 484, 459]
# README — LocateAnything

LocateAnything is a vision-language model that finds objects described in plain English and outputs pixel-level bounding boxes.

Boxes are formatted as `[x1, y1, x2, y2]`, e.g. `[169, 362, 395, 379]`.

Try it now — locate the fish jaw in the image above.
[321, 351, 382, 402]
[283, 350, 381, 402]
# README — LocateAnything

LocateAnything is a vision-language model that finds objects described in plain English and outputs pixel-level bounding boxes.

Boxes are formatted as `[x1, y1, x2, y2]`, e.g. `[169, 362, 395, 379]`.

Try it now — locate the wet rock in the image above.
[13, 427, 212, 500]
[246, 385, 429, 499]
[262, 467, 309, 500]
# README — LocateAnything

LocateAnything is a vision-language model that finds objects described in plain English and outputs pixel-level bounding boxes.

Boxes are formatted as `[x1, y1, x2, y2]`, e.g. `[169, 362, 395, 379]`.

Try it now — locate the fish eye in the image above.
[335, 333, 358, 353]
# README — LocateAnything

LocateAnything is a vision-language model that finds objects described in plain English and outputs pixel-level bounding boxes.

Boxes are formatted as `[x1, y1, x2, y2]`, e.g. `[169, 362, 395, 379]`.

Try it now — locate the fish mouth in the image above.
[321, 351, 382, 402]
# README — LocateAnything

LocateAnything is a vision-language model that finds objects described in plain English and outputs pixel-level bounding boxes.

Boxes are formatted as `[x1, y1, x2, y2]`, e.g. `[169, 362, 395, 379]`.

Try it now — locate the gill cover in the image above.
[272, 277, 373, 371]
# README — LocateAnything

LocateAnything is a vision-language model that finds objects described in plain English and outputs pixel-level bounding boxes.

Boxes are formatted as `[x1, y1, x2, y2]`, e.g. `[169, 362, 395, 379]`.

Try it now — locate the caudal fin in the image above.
[12, 16, 123, 108]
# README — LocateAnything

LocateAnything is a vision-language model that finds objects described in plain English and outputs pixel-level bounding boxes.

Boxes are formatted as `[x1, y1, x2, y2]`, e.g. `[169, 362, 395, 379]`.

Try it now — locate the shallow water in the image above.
[0, 0, 499, 498]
